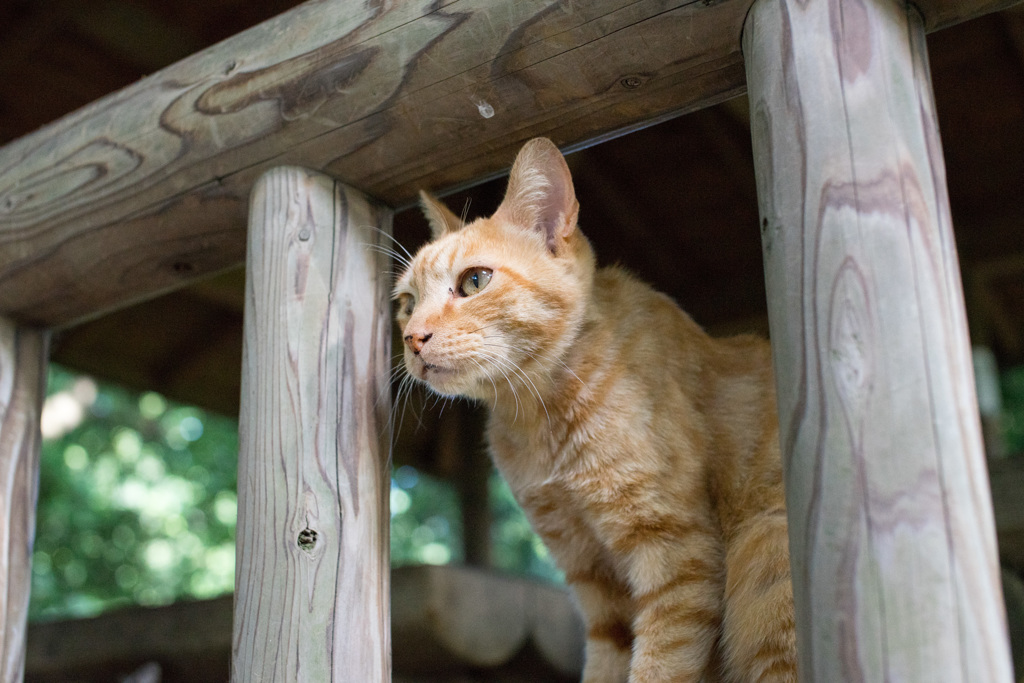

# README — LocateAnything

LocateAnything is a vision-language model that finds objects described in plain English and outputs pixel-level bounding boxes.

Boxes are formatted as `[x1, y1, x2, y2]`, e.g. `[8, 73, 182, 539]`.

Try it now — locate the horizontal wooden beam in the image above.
[0, 0, 1017, 328]
[925, 0, 1023, 29]
[26, 566, 584, 681]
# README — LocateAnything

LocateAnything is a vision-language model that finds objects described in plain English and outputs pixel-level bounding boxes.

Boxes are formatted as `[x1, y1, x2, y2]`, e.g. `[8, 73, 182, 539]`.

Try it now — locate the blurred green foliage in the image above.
[42, 359, 1024, 623]
[32, 366, 239, 621]
[390, 464, 463, 567]
[32, 366, 559, 623]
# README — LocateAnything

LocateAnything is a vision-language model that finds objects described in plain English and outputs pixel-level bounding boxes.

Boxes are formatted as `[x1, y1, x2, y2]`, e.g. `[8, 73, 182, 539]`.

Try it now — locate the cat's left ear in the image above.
[419, 191, 464, 240]
[494, 138, 579, 255]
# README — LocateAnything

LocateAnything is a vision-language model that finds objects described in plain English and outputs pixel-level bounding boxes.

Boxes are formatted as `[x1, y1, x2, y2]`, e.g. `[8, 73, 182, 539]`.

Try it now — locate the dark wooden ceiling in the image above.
[3, 1, 1024, 460]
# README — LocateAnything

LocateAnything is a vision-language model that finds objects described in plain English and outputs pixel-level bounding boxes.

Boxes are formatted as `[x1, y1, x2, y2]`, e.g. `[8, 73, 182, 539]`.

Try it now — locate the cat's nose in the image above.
[404, 332, 433, 355]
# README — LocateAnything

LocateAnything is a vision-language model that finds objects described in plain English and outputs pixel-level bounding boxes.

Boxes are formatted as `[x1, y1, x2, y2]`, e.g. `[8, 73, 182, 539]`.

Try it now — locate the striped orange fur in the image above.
[394, 138, 796, 682]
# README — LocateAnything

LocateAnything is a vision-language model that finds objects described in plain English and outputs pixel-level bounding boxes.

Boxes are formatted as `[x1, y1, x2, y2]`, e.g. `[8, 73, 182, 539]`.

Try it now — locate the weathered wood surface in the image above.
[233, 168, 392, 682]
[391, 565, 583, 678]
[0, 319, 47, 683]
[0, 0, 1018, 330]
[27, 597, 234, 682]
[745, 0, 1013, 680]
[25, 566, 584, 682]
[924, 0, 1024, 28]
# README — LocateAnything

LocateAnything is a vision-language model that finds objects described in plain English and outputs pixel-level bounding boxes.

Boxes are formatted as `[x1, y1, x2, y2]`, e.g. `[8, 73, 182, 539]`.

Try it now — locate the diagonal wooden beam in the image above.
[0, 0, 1019, 330]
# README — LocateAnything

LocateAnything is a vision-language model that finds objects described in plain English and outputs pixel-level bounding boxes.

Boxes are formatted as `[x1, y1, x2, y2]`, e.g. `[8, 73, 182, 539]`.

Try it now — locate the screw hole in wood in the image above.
[620, 75, 644, 90]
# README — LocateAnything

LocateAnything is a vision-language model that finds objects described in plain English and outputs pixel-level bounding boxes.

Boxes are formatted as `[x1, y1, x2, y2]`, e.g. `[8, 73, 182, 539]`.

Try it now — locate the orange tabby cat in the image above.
[394, 138, 796, 682]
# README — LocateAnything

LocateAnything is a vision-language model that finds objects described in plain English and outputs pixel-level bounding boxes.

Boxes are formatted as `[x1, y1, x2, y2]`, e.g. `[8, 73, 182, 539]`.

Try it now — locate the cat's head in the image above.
[394, 138, 595, 402]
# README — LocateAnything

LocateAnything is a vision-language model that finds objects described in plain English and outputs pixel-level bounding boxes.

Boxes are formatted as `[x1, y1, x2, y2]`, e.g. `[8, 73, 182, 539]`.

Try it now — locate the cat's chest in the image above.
[485, 407, 626, 503]
[486, 417, 565, 488]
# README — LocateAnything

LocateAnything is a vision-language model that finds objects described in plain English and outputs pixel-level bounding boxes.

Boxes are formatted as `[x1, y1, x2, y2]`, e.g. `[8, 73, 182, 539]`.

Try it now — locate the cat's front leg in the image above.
[516, 482, 633, 683]
[566, 564, 634, 683]
[623, 524, 726, 682]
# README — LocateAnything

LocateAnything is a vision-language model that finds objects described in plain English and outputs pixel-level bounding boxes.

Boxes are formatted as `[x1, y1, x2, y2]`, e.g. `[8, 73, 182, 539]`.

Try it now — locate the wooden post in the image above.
[744, 0, 1014, 679]
[0, 319, 47, 682]
[233, 168, 393, 681]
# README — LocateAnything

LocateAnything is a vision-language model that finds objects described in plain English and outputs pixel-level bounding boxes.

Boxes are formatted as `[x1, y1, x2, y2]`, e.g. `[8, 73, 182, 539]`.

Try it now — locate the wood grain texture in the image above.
[744, 0, 1013, 680]
[2, 0, 1014, 329]
[922, 0, 1024, 30]
[0, 318, 47, 683]
[27, 596, 234, 682]
[25, 565, 584, 681]
[391, 564, 583, 677]
[0, 0, 748, 329]
[233, 167, 392, 682]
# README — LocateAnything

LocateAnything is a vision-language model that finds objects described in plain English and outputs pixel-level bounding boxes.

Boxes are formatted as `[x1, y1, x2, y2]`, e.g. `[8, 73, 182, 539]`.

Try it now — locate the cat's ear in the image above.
[419, 191, 464, 240]
[494, 138, 579, 255]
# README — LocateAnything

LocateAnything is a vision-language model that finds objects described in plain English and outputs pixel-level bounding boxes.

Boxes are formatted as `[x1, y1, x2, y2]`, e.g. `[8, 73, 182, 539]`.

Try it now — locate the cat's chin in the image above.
[413, 363, 473, 398]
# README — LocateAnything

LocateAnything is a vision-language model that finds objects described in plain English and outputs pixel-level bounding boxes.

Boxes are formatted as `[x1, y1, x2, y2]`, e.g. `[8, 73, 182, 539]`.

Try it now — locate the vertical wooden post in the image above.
[744, 0, 1014, 680]
[233, 167, 393, 681]
[0, 319, 47, 683]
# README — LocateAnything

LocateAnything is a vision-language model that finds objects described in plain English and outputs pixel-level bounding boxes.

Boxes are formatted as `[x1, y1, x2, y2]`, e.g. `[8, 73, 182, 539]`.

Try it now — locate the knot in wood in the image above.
[297, 527, 318, 552]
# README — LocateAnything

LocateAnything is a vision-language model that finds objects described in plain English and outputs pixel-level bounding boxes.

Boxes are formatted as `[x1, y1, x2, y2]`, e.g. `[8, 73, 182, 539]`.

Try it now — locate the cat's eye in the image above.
[458, 267, 493, 297]
[396, 293, 415, 317]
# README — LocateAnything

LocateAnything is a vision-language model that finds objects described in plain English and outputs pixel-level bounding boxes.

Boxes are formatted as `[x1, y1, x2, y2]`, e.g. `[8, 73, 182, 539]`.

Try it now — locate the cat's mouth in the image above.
[419, 361, 453, 377]
[416, 359, 467, 396]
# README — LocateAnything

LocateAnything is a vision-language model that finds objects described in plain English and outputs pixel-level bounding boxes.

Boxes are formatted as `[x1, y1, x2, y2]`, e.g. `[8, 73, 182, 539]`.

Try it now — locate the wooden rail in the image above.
[0, 0, 1019, 330]
[24, 565, 584, 681]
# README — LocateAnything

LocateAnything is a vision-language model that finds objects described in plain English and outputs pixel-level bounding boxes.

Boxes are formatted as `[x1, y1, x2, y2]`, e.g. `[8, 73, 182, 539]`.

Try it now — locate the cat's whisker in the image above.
[364, 243, 411, 270]
[469, 358, 500, 407]
[381, 376, 403, 438]
[363, 225, 416, 264]
[386, 355, 404, 377]
[481, 340, 588, 388]
[427, 389, 442, 411]
[387, 365, 427, 440]
[468, 321, 504, 335]
[387, 357, 405, 375]
[459, 198, 472, 226]
[367, 248, 412, 274]
[387, 359, 410, 385]
[481, 353, 521, 423]
[397, 373, 423, 433]
[479, 349, 549, 428]
[437, 394, 460, 419]
[505, 358, 552, 429]
[480, 344, 564, 405]
[387, 370, 413, 430]
[363, 240, 407, 260]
